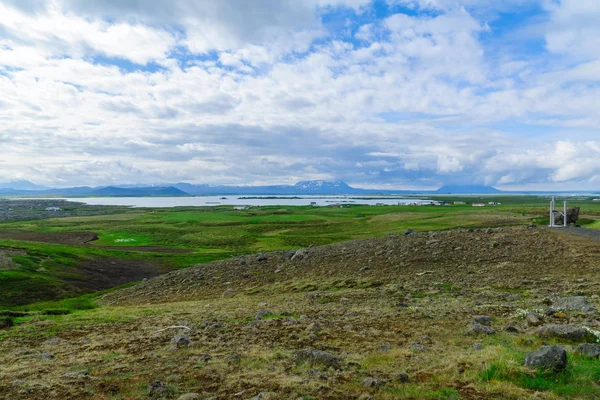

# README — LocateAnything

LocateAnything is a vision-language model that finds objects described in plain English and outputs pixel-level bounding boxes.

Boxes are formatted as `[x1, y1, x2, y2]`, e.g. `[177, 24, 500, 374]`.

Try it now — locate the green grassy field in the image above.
[1, 195, 600, 309]
[2, 197, 600, 399]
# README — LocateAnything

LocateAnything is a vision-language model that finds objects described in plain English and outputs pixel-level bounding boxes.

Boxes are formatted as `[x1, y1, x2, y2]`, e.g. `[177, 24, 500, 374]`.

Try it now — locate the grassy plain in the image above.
[1, 195, 600, 309]
[1, 196, 600, 399]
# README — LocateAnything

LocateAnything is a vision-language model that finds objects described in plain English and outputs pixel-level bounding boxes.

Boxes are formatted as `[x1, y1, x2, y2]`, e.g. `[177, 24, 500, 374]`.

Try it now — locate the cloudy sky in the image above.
[0, 0, 599, 189]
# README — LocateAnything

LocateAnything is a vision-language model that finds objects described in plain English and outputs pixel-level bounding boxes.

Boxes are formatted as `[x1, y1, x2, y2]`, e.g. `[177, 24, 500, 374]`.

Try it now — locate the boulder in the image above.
[294, 348, 342, 369]
[524, 346, 567, 372]
[362, 377, 378, 387]
[474, 315, 492, 326]
[148, 380, 167, 396]
[526, 312, 543, 327]
[535, 325, 595, 342]
[576, 343, 600, 359]
[553, 296, 596, 313]
[171, 334, 191, 347]
[291, 249, 307, 261]
[467, 323, 495, 335]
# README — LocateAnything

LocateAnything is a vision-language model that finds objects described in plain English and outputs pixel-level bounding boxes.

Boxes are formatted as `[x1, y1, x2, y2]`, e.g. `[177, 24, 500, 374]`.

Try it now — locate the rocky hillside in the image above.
[101, 226, 592, 306]
[3, 226, 600, 400]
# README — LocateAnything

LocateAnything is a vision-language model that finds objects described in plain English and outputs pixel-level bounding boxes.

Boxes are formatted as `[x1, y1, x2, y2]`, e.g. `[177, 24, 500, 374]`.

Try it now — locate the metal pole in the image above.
[564, 201, 567, 227]
[550, 196, 554, 227]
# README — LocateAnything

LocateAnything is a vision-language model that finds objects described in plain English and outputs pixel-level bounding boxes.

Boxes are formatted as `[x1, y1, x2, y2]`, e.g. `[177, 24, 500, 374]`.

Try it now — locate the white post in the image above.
[550, 197, 555, 227]
[564, 201, 567, 227]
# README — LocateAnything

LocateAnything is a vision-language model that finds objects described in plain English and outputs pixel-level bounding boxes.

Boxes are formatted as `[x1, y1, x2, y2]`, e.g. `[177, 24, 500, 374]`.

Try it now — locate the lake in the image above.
[20, 195, 433, 208]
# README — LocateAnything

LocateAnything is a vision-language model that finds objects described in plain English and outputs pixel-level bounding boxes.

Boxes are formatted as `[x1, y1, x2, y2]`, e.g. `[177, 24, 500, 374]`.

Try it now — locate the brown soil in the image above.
[65, 257, 173, 292]
[0, 230, 99, 245]
[0, 229, 190, 253]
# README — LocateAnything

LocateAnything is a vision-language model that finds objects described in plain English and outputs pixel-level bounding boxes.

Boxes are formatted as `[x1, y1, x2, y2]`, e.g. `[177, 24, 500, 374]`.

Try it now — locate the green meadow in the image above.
[1, 195, 600, 309]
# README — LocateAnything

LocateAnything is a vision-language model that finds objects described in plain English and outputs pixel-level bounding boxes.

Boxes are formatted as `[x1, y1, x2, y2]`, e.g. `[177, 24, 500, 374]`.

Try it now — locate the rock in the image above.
[294, 348, 342, 369]
[222, 289, 235, 298]
[255, 310, 273, 320]
[362, 377, 377, 387]
[535, 325, 594, 342]
[0, 317, 14, 329]
[576, 343, 600, 359]
[291, 249, 307, 261]
[227, 354, 242, 366]
[526, 312, 543, 327]
[378, 343, 392, 353]
[171, 334, 191, 347]
[61, 370, 89, 379]
[404, 229, 415, 235]
[256, 253, 267, 261]
[283, 250, 296, 259]
[248, 392, 271, 400]
[178, 394, 201, 400]
[472, 343, 483, 351]
[553, 296, 596, 313]
[524, 346, 567, 372]
[395, 373, 409, 383]
[467, 323, 495, 335]
[308, 369, 328, 380]
[305, 322, 322, 332]
[41, 351, 54, 360]
[149, 380, 168, 396]
[410, 343, 428, 352]
[474, 315, 492, 326]
[199, 353, 212, 362]
[505, 325, 519, 333]
[357, 394, 375, 400]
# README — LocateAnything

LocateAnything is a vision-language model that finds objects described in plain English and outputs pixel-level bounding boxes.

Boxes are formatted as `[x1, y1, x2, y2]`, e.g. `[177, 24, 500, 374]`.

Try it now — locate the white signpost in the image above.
[549, 196, 567, 228]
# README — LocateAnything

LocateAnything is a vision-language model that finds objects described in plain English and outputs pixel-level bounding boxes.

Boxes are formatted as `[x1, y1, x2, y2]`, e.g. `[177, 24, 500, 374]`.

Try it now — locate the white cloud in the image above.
[0, 0, 599, 189]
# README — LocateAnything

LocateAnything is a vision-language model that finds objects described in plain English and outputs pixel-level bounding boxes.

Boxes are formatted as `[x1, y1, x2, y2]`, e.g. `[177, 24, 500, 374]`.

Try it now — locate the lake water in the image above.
[22, 195, 433, 208]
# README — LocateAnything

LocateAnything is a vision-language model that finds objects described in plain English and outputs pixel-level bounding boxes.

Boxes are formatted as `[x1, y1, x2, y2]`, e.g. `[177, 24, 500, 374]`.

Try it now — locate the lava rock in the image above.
[524, 346, 567, 372]
[576, 343, 600, 359]
[553, 296, 596, 313]
[294, 348, 342, 369]
[526, 312, 543, 327]
[148, 380, 167, 396]
[171, 334, 191, 347]
[535, 324, 594, 342]
[362, 377, 378, 387]
[467, 323, 495, 335]
[474, 315, 492, 326]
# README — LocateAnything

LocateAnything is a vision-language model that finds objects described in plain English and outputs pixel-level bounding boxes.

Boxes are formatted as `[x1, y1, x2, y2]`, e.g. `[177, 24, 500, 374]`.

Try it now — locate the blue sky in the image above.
[0, 0, 599, 189]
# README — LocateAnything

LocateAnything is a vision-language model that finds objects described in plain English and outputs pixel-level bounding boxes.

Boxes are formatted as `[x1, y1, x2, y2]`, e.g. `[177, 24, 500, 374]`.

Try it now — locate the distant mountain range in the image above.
[0, 180, 587, 197]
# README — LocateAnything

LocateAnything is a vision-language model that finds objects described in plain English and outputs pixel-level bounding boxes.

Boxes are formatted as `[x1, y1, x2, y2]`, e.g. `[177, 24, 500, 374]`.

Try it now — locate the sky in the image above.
[0, 0, 599, 190]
